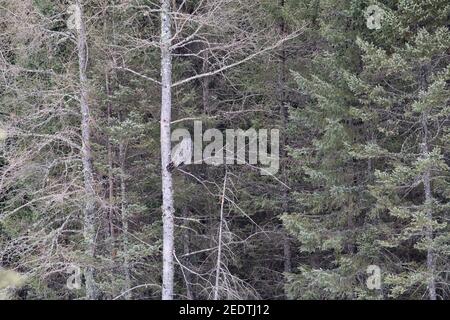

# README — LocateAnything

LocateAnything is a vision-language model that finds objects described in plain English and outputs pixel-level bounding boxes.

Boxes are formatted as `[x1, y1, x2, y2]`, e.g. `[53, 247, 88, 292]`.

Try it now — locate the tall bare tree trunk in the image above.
[119, 142, 131, 299]
[105, 73, 115, 251]
[213, 172, 227, 300]
[182, 207, 194, 300]
[421, 111, 437, 300]
[278, 0, 291, 274]
[76, 0, 97, 300]
[419, 66, 437, 300]
[160, 0, 175, 300]
[202, 50, 211, 114]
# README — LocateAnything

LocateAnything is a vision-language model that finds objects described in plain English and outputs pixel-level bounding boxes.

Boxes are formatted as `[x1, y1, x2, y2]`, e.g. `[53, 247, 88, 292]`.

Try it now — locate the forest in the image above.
[0, 0, 449, 300]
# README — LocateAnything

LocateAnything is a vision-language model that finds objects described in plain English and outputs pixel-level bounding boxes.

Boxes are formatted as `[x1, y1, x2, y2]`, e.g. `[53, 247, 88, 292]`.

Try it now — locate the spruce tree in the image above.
[353, 1, 450, 299]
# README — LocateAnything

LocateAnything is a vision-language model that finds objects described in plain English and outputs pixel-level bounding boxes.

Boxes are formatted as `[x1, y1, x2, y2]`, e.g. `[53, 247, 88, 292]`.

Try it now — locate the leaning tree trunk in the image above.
[75, 0, 97, 300]
[213, 172, 227, 300]
[160, 0, 175, 300]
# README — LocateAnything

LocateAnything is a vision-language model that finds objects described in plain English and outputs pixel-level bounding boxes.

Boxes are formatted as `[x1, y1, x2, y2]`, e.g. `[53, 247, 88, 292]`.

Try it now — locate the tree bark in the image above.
[421, 111, 437, 300]
[105, 72, 115, 252]
[75, 0, 97, 300]
[419, 65, 437, 300]
[278, 0, 292, 275]
[182, 207, 194, 300]
[160, 0, 175, 300]
[202, 50, 211, 114]
[119, 142, 131, 299]
[213, 172, 227, 300]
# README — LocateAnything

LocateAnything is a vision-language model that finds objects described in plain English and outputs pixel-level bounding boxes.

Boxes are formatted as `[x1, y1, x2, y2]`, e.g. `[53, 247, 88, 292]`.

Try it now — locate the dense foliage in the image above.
[0, 0, 448, 300]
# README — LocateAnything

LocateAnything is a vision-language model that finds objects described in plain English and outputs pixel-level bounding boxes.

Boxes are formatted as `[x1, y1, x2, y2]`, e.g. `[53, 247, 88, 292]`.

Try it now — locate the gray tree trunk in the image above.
[213, 172, 227, 300]
[419, 65, 436, 300]
[106, 72, 115, 252]
[278, 0, 291, 274]
[160, 0, 175, 300]
[182, 207, 194, 300]
[75, 0, 97, 300]
[421, 111, 437, 300]
[119, 142, 132, 300]
[202, 50, 211, 114]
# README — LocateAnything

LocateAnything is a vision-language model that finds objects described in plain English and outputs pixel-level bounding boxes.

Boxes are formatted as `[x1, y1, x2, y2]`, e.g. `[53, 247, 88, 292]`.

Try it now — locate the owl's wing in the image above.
[183, 138, 193, 165]
[172, 137, 193, 166]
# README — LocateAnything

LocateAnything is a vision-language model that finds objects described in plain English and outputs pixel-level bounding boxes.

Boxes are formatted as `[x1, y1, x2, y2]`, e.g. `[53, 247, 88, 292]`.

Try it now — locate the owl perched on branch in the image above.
[167, 136, 192, 172]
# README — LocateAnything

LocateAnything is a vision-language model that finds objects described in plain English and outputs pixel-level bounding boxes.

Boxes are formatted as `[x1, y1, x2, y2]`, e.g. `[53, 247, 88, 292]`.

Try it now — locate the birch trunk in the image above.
[75, 0, 97, 299]
[160, 0, 175, 300]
